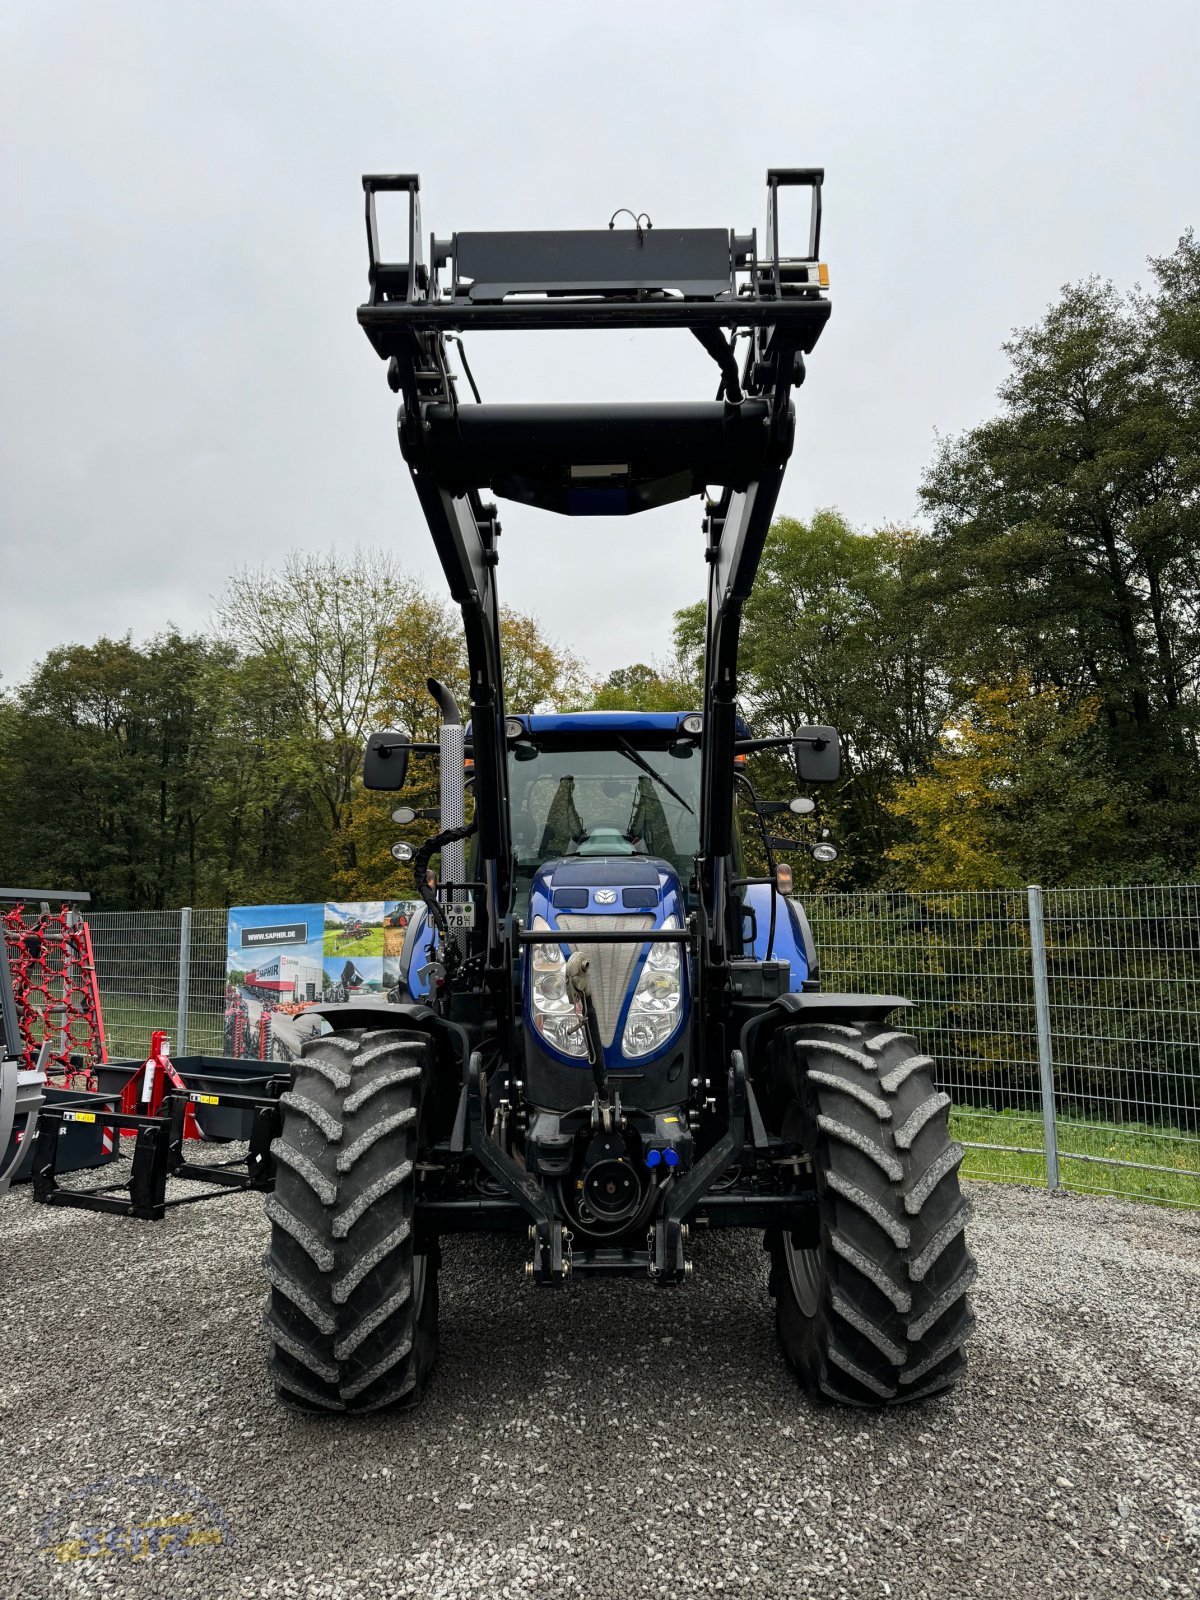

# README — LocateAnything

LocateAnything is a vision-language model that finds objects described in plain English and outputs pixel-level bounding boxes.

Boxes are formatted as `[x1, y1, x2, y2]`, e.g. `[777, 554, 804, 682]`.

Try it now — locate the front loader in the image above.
[262, 168, 976, 1413]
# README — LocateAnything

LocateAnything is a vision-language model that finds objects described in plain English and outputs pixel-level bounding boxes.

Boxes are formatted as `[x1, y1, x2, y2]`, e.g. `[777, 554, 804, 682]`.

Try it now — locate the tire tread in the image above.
[767, 1020, 976, 1408]
[264, 1028, 437, 1414]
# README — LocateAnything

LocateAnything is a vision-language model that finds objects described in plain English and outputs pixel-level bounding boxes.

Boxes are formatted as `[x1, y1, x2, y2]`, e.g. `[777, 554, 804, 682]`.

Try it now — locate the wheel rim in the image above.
[412, 1249, 428, 1316]
[782, 1229, 822, 1317]
[779, 1098, 822, 1318]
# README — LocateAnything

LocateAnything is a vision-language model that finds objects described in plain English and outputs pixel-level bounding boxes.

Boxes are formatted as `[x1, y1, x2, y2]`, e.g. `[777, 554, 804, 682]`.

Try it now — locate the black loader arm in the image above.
[357, 168, 830, 1051]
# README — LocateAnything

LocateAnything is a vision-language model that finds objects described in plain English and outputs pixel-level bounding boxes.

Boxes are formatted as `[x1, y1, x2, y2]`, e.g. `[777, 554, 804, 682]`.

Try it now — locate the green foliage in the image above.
[0, 631, 290, 907]
[215, 548, 417, 892]
[662, 232, 1200, 890]
[918, 235, 1200, 877]
[886, 679, 1124, 888]
[0, 553, 587, 907]
[590, 662, 697, 712]
[670, 511, 946, 887]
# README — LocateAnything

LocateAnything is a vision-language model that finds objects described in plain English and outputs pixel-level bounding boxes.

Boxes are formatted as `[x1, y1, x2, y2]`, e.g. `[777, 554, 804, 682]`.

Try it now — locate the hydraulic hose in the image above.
[691, 326, 744, 406]
[413, 820, 477, 937]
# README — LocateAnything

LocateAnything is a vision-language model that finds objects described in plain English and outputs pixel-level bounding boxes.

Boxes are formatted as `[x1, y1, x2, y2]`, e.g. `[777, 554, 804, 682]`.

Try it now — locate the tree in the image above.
[332, 597, 590, 898]
[0, 632, 263, 907]
[885, 680, 1123, 889]
[919, 244, 1200, 872]
[591, 661, 697, 711]
[216, 548, 416, 883]
[672, 510, 949, 885]
[202, 648, 332, 906]
[499, 606, 592, 713]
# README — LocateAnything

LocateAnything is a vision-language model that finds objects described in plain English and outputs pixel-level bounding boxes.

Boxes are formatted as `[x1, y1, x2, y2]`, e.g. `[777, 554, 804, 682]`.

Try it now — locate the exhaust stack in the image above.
[427, 679, 465, 920]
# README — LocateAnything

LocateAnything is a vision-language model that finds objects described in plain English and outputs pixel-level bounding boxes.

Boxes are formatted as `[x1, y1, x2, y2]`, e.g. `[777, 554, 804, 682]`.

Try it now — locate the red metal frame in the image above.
[1, 902, 107, 1088]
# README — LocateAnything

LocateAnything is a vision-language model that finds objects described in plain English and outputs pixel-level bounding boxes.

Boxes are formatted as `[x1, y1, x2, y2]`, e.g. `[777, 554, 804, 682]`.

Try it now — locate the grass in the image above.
[952, 1105, 1200, 1209]
[322, 926, 385, 958]
[93, 1000, 227, 1063]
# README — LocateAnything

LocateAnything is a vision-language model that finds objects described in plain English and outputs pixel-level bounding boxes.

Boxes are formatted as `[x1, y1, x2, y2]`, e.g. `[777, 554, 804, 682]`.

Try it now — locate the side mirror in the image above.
[793, 726, 840, 784]
[363, 728, 411, 790]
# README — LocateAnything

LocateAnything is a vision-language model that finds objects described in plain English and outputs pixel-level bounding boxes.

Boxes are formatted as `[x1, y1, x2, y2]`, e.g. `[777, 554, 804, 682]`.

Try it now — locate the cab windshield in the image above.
[507, 739, 702, 891]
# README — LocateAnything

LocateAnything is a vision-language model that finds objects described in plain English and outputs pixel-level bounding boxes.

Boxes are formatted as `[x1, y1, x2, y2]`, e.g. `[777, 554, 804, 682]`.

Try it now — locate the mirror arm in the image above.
[733, 733, 832, 753]
[735, 770, 781, 959]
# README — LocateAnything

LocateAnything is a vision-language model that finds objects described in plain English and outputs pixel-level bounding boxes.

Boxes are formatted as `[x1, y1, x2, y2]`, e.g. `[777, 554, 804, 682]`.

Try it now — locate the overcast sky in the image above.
[2, 0, 1197, 691]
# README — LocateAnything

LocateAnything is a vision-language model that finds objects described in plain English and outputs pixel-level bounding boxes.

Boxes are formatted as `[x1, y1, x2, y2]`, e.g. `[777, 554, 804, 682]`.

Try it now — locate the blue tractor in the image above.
[263, 169, 976, 1414]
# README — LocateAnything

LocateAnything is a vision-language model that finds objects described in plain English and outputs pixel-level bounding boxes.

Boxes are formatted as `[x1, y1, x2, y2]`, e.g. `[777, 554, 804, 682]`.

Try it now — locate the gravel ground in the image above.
[1, 1169, 1197, 1599]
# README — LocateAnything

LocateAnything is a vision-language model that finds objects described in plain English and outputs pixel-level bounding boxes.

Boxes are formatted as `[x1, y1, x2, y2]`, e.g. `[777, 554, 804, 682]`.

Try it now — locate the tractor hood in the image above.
[524, 857, 689, 1073]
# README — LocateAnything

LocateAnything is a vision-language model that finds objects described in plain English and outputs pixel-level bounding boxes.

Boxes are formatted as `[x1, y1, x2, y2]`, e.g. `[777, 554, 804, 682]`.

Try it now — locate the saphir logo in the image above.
[38, 1473, 233, 1566]
[241, 922, 308, 949]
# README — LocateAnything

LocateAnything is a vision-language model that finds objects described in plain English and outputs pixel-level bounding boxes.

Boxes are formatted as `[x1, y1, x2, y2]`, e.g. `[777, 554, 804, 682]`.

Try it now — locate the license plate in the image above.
[444, 903, 475, 929]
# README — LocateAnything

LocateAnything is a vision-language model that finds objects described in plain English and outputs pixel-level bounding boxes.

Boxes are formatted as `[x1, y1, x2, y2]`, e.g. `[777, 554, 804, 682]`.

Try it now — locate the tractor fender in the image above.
[307, 1001, 472, 1085]
[739, 990, 914, 1078]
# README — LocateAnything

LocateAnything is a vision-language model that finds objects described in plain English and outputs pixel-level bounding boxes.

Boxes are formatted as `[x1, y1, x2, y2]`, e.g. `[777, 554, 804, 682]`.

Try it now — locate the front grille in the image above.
[554, 914, 654, 1047]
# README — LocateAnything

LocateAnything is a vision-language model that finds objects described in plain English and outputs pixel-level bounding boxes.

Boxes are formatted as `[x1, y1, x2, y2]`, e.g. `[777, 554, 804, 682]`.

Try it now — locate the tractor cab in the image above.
[502, 711, 736, 908]
[401, 709, 731, 1002]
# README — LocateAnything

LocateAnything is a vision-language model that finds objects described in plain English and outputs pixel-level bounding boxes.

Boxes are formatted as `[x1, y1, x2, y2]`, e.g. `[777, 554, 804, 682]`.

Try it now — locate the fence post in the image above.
[1027, 884, 1060, 1190]
[176, 907, 192, 1058]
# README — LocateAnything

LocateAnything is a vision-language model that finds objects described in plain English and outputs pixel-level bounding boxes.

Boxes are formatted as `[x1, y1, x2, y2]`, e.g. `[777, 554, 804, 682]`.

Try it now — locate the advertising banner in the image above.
[224, 899, 421, 1062]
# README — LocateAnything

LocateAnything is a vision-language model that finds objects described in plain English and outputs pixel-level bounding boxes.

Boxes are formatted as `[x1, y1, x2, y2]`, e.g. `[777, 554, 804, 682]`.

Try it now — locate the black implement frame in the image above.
[30, 1080, 287, 1220]
[357, 169, 830, 1096]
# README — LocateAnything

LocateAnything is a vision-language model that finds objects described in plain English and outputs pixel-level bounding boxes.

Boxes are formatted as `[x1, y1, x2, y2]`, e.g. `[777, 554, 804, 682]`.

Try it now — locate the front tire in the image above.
[263, 1027, 439, 1412]
[766, 1020, 976, 1406]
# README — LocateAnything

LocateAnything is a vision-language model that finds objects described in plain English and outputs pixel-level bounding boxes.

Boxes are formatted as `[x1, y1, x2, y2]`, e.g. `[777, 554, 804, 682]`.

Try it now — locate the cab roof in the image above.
[508, 711, 753, 738]
[523, 711, 690, 734]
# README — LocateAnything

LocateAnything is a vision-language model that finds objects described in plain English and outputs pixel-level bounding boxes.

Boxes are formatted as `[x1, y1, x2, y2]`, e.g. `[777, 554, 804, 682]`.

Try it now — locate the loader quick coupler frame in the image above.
[31, 1081, 288, 1220]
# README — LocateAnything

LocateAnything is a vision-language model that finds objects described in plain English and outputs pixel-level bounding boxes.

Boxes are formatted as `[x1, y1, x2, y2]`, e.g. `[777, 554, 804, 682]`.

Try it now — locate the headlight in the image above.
[621, 917, 683, 1058]
[529, 916, 585, 1057]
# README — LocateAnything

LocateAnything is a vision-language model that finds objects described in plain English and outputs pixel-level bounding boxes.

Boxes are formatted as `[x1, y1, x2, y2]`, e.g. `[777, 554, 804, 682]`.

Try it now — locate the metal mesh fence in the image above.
[81, 890, 1200, 1210]
[803, 890, 1046, 1188]
[86, 911, 187, 1062]
[805, 886, 1200, 1210]
[185, 909, 232, 1056]
[87, 909, 229, 1061]
[1040, 886, 1200, 1206]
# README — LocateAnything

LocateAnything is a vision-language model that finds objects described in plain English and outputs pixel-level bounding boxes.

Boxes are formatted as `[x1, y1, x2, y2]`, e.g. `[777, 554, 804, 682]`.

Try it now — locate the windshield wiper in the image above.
[613, 736, 695, 815]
